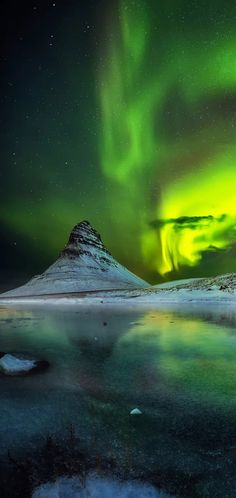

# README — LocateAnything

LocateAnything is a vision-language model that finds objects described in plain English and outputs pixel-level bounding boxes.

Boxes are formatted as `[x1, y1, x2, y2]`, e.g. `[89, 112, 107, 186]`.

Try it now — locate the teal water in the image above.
[0, 304, 235, 497]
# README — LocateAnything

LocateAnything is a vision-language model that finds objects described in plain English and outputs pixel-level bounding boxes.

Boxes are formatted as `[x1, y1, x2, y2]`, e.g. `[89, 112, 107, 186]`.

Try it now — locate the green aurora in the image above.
[99, 0, 236, 276]
[1, 0, 236, 283]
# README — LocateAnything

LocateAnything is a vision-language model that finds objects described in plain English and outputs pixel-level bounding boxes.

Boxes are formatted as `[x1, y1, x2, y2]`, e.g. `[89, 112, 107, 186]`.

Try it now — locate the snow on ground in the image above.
[154, 278, 204, 289]
[1, 273, 236, 306]
[1, 285, 236, 308]
[32, 474, 175, 498]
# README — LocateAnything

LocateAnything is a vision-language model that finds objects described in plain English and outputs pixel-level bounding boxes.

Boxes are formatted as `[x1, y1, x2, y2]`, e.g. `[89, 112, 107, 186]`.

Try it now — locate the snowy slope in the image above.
[2, 273, 236, 306]
[153, 272, 236, 294]
[2, 221, 149, 297]
[154, 278, 204, 289]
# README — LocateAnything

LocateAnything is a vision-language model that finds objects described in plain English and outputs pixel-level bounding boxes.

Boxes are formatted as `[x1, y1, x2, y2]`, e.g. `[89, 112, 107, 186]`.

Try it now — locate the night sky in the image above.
[1, 0, 236, 288]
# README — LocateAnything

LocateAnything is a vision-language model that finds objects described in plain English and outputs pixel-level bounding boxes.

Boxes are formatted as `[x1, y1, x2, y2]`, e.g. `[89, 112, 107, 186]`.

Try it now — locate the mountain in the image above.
[1, 221, 149, 297]
[1, 221, 235, 303]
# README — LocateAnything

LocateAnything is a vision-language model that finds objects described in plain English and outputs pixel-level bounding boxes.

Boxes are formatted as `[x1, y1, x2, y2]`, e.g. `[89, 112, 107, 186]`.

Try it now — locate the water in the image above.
[0, 303, 235, 497]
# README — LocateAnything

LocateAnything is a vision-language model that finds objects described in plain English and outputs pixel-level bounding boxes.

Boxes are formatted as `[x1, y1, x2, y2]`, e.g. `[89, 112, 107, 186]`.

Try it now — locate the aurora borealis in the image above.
[1, 0, 236, 284]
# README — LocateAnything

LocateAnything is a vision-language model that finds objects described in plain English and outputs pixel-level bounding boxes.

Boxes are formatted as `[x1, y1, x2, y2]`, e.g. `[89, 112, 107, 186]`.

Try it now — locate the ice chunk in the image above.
[130, 407, 142, 415]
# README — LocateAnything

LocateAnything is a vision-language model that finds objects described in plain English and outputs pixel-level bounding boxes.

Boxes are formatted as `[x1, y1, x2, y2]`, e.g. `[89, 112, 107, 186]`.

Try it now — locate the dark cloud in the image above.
[150, 214, 227, 231]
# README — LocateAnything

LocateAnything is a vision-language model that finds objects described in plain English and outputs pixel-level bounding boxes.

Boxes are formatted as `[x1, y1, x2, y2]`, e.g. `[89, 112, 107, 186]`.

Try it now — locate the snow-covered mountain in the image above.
[2, 221, 149, 297]
[1, 221, 236, 303]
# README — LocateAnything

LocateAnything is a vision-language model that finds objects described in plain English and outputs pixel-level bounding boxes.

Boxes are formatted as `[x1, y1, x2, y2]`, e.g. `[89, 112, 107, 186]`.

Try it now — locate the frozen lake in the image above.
[0, 303, 235, 497]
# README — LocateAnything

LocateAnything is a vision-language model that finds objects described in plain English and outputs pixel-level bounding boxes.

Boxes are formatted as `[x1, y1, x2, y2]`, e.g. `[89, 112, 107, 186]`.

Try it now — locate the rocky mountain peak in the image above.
[61, 220, 111, 258]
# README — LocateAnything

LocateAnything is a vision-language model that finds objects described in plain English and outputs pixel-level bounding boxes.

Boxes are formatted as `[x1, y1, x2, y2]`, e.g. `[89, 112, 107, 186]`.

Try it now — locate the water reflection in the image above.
[0, 304, 235, 497]
[110, 311, 236, 405]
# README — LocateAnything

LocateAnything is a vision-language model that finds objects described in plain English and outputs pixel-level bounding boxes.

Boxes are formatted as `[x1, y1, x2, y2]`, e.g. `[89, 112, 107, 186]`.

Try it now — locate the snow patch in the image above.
[0, 354, 36, 374]
[32, 474, 175, 498]
[130, 408, 142, 415]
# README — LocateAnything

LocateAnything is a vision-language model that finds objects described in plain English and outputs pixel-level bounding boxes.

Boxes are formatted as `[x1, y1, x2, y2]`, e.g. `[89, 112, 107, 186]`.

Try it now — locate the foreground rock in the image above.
[0, 353, 49, 376]
[1, 221, 148, 297]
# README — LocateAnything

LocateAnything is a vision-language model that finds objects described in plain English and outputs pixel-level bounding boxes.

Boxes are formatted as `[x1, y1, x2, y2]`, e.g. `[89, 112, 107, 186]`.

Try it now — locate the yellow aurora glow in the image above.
[142, 149, 236, 274]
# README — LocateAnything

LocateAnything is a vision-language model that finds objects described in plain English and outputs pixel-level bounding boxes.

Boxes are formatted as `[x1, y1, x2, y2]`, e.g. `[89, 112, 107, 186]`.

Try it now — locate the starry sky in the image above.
[1, 0, 236, 287]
